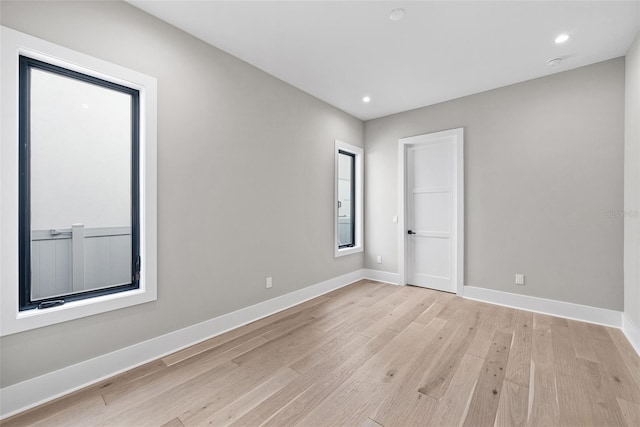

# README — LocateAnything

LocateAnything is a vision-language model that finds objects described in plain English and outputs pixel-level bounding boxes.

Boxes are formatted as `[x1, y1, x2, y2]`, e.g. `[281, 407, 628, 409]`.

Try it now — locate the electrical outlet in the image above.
[266, 277, 272, 288]
[515, 274, 525, 285]
[377, 255, 382, 264]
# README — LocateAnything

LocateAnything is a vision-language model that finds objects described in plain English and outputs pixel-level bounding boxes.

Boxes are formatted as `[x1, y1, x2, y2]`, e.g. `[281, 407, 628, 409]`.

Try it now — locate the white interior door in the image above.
[406, 130, 461, 293]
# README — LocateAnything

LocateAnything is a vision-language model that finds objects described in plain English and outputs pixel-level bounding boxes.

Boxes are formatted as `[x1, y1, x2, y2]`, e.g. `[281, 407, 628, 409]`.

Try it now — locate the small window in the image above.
[338, 150, 355, 248]
[18, 56, 141, 311]
[335, 140, 363, 257]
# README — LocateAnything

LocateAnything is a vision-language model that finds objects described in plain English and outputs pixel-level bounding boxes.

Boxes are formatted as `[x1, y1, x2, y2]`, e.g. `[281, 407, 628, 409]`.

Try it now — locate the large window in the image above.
[335, 140, 363, 257]
[1, 26, 157, 336]
[18, 56, 141, 311]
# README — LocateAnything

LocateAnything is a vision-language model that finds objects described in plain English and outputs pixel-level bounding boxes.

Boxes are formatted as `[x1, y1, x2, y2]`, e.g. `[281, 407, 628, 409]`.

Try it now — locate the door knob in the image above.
[408, 230, 416, 235]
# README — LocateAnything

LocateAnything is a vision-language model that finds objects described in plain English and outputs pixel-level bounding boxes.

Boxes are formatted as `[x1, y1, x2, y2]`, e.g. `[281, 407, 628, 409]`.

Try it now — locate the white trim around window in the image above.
[334, 140, 363, 257]
[0, 26, 158, 336]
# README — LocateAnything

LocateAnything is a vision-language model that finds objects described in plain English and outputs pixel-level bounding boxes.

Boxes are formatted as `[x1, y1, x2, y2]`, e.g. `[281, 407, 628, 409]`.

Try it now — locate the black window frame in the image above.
[338, 149, 356, 249]
[18, 55, 141, 311]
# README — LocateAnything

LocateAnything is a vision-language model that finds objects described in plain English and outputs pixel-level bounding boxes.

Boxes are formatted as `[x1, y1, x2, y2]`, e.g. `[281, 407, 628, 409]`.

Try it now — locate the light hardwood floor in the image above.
[3, 280, 640, 426]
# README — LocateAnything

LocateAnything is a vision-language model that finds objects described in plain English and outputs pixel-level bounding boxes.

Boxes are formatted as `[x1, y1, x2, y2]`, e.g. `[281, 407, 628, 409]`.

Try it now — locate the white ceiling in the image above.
[129, 1, 640, 120]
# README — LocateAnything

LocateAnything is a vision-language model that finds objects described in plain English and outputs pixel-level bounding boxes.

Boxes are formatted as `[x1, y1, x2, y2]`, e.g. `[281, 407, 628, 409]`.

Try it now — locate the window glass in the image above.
[337, 150, 355, 248]
[20, 57, 140, 310]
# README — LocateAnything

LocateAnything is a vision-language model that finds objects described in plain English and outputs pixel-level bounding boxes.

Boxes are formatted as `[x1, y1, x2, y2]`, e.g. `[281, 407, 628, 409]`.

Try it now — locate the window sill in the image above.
[335, 245, 363, 258]
[2, 282, 156, 336]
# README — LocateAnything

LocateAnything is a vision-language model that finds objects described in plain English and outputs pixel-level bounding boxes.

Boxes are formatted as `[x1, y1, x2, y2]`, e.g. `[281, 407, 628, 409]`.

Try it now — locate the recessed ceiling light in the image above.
[362, 96, 371, 103]
[555, 34, 570, 44]
[547, 58, 562, 66]
[389, 8, 405, 21]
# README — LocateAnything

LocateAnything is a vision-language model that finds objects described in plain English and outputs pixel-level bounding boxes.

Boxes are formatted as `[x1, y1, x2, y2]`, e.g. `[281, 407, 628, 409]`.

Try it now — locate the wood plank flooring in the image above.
[3, 280, 640, 426]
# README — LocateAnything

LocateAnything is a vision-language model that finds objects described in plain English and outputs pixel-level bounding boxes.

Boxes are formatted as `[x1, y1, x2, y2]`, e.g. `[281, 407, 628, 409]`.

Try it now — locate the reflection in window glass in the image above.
[338, 150, 355, 248]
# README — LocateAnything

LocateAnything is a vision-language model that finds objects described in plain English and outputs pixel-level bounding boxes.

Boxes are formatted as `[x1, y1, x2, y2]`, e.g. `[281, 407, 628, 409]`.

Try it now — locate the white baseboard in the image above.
[622, 313, 640, 355]
[463, 286, 622, 328]
[364, 269, 400, 285]
[0, 269, 366, 420]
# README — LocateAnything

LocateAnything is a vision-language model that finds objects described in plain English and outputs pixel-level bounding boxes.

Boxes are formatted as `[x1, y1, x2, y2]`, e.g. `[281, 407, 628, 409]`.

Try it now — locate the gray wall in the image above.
[625, 32, 640, 328]
[365, 59, 625, 311]
[0, 1, 363, 387]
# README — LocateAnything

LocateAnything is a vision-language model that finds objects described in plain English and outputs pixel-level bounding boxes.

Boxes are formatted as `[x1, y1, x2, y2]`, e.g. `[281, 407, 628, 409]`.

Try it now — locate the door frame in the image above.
[397, 128, 464, 296]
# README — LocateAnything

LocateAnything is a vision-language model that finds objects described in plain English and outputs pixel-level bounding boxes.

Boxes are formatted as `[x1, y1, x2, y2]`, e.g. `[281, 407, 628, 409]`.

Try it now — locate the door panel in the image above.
[413, 192, 451, 232]
[412, 142, 451, 188]
[413, 237, 451, 278]
[407, 135, 459, 293]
